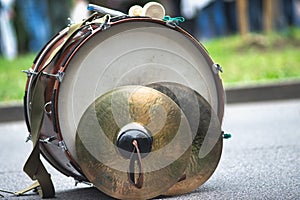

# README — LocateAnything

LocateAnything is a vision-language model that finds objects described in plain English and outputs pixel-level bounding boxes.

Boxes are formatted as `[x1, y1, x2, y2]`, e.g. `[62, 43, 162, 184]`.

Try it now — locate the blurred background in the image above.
[0, 0, 300, 102]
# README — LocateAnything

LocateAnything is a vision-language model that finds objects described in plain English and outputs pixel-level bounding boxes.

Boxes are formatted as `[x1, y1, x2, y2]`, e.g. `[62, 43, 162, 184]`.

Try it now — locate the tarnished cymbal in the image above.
[75, 86, 192, 200]
[147, 82, 223, 196]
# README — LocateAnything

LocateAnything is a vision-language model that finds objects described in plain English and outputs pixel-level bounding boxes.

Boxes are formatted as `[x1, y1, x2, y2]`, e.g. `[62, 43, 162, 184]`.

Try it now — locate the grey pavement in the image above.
[0, 99, 300, 199]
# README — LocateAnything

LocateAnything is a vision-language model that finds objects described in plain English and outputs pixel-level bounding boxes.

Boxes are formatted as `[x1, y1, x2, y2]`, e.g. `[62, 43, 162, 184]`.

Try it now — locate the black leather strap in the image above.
[128, 140, 144, 189]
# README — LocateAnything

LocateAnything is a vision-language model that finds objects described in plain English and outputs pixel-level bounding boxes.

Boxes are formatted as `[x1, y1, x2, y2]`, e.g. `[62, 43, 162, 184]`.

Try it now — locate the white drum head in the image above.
[57, 20, 221, 162]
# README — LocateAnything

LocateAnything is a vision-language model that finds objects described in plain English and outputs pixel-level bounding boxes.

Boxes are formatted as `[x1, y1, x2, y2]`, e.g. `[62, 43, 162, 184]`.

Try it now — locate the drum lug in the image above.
[39, 136, 57, 144]
[212, 63, 223, 74]
[58, 141, 68, 151]
[98, 15, 111, 31]
[38, 136, 68, 151]
[84, 14, 111, 33]
[42, 71, 65, 82]
[22, 69, 65, 82]
[53, 71, 65, 82]
[67, 17, 75, 26]
[22, 68, 35, 77]
[26, 134, 32, 142]
[100, 23, 111, 31]
[165, 21, 177, 28]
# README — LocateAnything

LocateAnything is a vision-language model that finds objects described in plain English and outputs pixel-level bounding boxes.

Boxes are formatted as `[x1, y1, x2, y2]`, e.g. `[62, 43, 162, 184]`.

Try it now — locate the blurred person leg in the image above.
[196, 0, 227, 41]
[180, 0, 201, 37]
[283, 0, 292, 26]
[48, 0, 71, 35]
[248, 0, 263, 32]
[273, 0, 287, 31]
[275, 0, 300, 31]
[213, 0, 227, 37]
[224, 0, 237, 35]
[0, 0, 17, 60]
[196, 3, 214, 41]
[17, 0, 51, 52]
[293, 0, 300, 26]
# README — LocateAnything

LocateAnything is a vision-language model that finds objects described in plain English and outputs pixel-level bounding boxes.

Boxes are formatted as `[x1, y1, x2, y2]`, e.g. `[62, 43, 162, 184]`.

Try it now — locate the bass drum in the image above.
[24, 15, 225, 197]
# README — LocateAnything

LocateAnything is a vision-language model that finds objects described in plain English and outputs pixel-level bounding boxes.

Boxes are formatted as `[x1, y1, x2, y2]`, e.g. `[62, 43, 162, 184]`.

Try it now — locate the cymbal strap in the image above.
[128, 140, 144, 189]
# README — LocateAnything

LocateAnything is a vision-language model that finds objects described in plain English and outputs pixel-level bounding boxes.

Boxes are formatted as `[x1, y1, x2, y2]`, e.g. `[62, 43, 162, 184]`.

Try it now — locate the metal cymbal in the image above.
[147, 82, 223, 196]
[75, 86, 192, 200]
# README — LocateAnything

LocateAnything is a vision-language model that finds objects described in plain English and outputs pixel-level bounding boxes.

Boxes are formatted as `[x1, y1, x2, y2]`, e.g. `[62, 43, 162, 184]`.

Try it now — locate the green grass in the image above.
[203, 28, 300, 87]
[0, 54, 35, 102]
[0, 28, 300, 102]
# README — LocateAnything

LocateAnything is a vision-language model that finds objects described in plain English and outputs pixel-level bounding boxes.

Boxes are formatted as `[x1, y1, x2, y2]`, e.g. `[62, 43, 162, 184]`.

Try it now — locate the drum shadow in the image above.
[14, 185, 217, 199]
[55, 187, 115, 200]
[56, 187, 213, 200]
[155, 185, 218, 199]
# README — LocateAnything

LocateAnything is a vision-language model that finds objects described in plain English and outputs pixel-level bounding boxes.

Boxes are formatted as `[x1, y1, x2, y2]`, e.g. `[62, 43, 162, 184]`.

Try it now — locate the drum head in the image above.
[57, 19, 223, 162]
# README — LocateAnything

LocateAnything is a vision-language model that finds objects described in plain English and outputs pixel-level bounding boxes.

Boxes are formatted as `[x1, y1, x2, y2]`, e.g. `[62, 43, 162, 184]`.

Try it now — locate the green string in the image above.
[163, 15, 185, 25]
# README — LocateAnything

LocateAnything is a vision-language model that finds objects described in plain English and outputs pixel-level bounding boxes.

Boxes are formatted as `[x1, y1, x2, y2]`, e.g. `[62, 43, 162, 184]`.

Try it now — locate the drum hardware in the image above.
[66, 15, 111, 40]
[84, 13, 111, 28]
[22, 69, 65, 82]
[58, 141, 68, 151]
[38, 136, 68, 152]
[213, 63, 223, 73]
[26, 134, 69, 157]
[165, 20, 177, 28]
[39, 136, 56, 144]
[67, 17, 75, 26]
[44, 71, 65, 82]
[22, 68, 36, 77]
[93, 14, 111, 31]
[25, 134, 32, 142]
[44, 101, 52, 115]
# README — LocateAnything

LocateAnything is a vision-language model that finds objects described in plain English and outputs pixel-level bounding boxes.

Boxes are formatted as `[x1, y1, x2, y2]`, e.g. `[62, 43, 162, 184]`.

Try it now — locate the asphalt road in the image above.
[0, 99, 299, 199]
